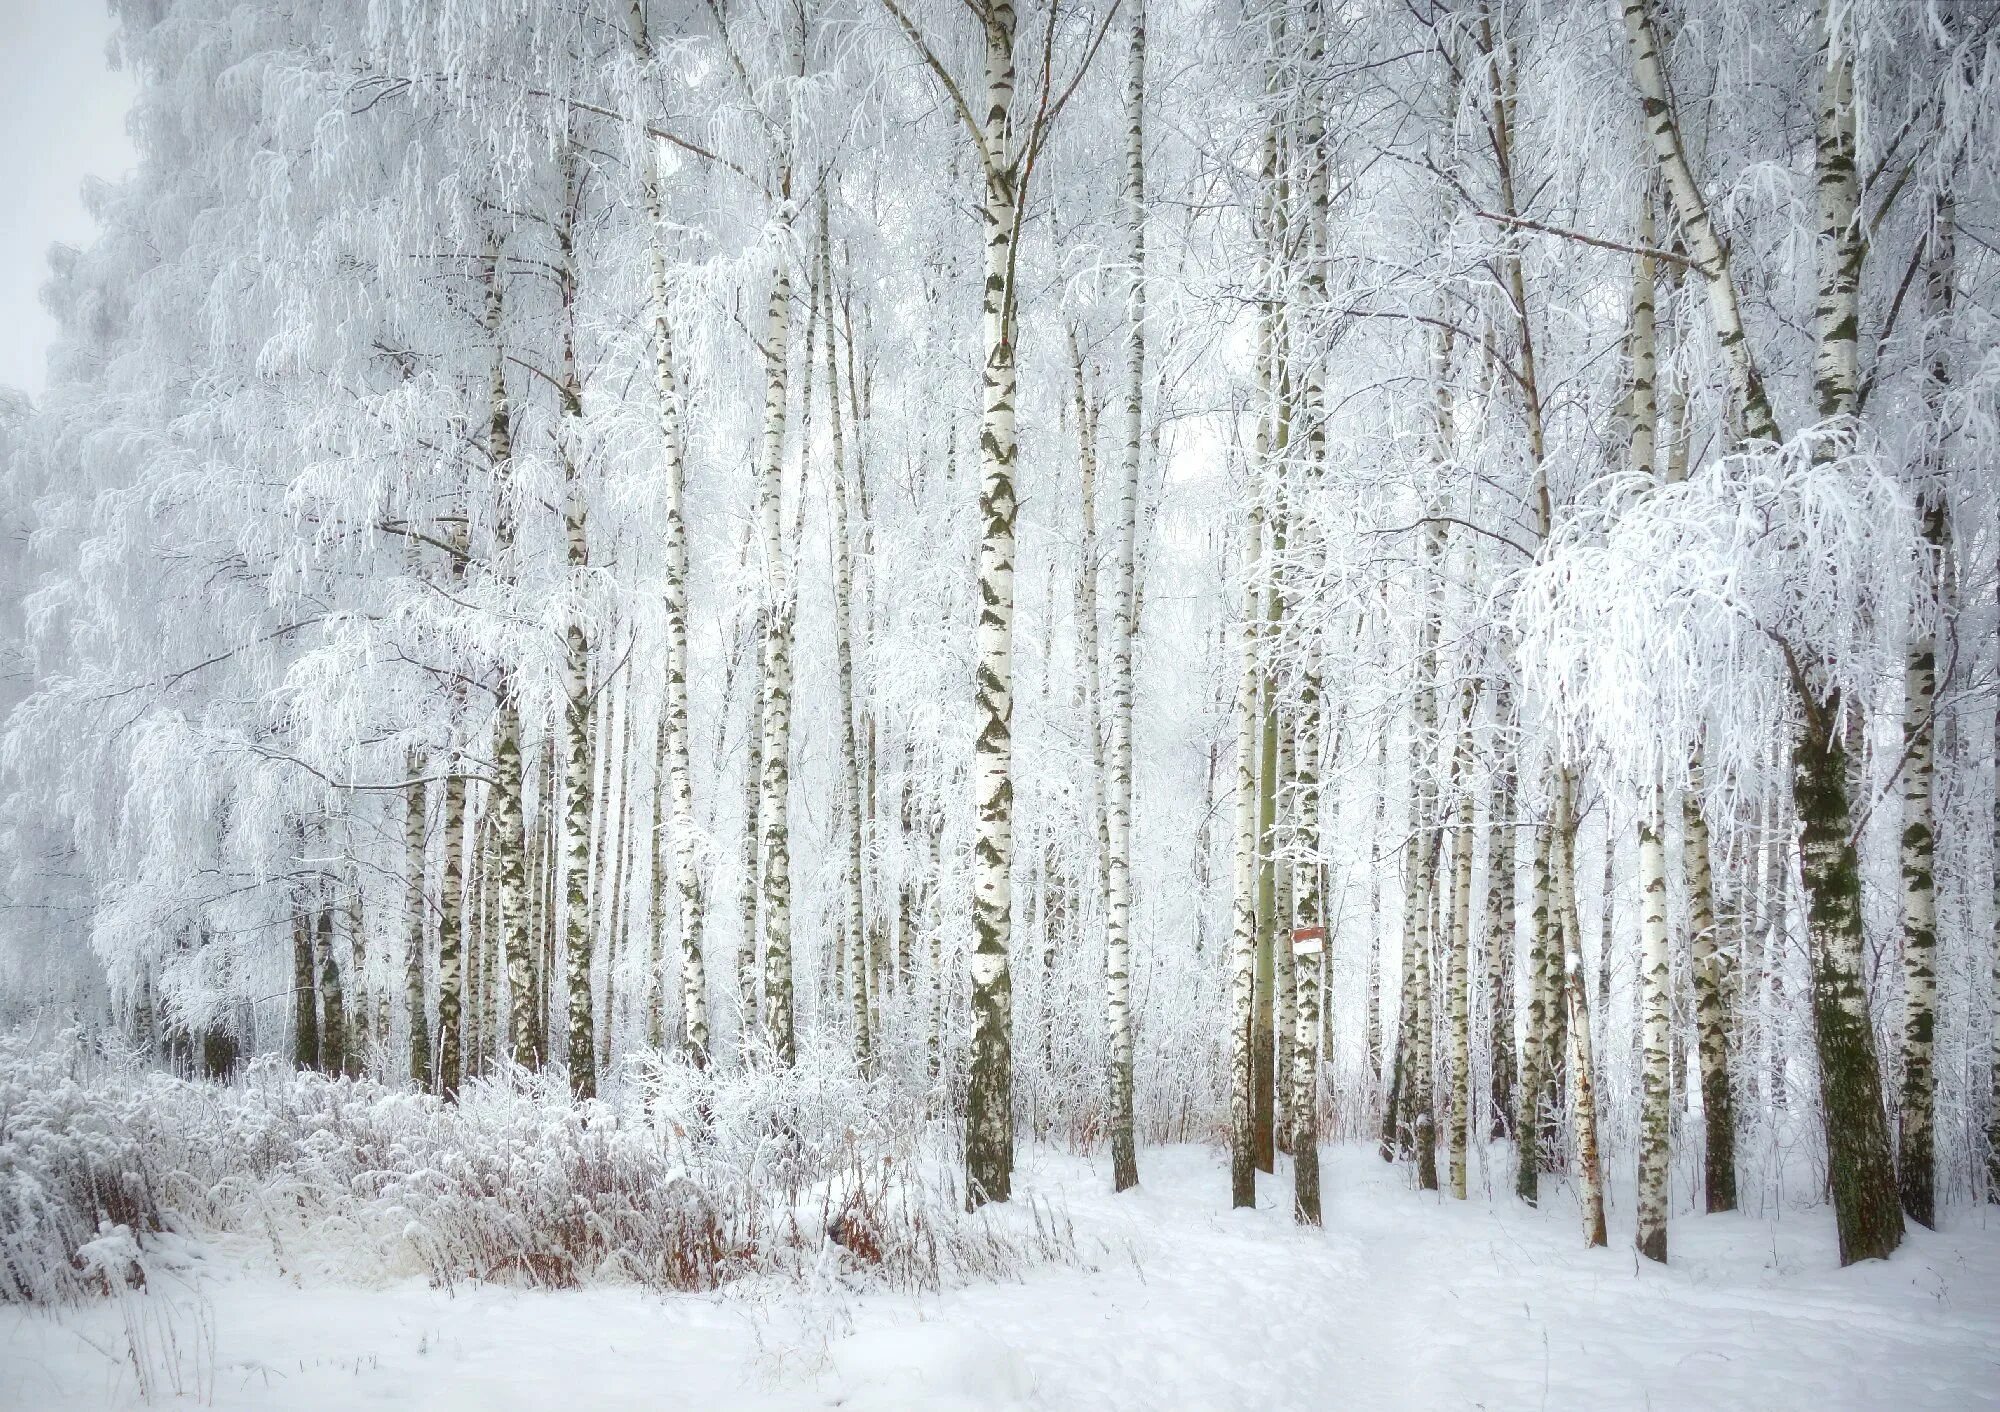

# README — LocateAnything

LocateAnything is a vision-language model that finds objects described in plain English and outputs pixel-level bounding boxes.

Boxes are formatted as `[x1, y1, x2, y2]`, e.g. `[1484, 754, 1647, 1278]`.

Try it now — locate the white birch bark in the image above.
[755, 245, 798, 1067]
[820, 196, 869, 1070]
[1070, 331, 1111, 914]
[1514, 823, 1551, 1203]
[738, 609, 764, 1047]
[1621, 0, 1781, 445]
[556, 151, 597, 1101]
[1898, 207, 1952, 1229]
[1637, 799, 1671, 1263]
[1486, 685, 1517, 1141]
[1229, 507, 1263, 1209]
[317, 907, 350, 1080]
[1446, 688, 1476, 1201]
[405, 758, 430, 1087]
[631, 20, 708, 1061]
[481, 239, 533, 1073]
[1797, 4, 1902, 1265]
[1555, 773, 1607, 1246]
[1105, 0, 1143, 1193]
[965, 0, 1021, 1205]
[1685, 764, 1735, 1211]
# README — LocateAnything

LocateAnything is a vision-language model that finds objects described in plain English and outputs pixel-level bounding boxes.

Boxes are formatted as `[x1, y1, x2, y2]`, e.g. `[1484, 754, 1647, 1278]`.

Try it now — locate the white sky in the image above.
[0, 0, 137, 395]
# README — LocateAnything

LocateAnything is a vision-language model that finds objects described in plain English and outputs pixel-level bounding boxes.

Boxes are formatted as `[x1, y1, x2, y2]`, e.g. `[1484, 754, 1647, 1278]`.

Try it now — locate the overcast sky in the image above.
[0, 1, 137, 396]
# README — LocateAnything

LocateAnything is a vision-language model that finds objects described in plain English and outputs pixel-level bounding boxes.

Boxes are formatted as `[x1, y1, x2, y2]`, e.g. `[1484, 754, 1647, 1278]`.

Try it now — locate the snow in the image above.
[7, 1143, 1998, 1411]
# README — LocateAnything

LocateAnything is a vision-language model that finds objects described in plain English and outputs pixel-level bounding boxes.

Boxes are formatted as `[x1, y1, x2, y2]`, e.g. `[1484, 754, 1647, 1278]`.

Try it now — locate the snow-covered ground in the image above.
[7, 1142, 1998, 1411]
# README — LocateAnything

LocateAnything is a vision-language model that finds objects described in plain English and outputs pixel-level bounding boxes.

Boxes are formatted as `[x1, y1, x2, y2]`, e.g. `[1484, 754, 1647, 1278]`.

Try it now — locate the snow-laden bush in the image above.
[0, 1029, 1076, 1304]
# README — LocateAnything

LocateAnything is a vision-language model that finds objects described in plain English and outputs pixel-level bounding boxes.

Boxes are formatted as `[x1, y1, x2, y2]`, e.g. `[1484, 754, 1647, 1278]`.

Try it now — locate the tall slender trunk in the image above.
[633, 0, 705, 1070]
[556, 152, 597, 1101]
[1273, 716, 1297, 1156]
[1898, 599, 1938, 1228]
[1514, 824, 1551, 1202]
[1797, 4, 1902, 1266]
[1540, 822, 1569, 1173]
[757, 248, 798, 1068]
[474, 805, 499, 1077]
[1989, 643, 2000, 1203]
[1072, 335, 1110, 911]
[819, 197, 870, 1071]
[1637, 799, 1671, 1262]
[1248, 41, 1290, 1180]
[739, 608, 764, 1047]
[1366, 729, 1388, 1083]
[1291, 623, 1324, 1222]
[1405, 508, 1446, 1192]
[599, 681, 632, 1073]
[1899, 210, 1954, 1228]
[490, 699, 529, 1069]
[1555, 773, 1607, 1246]
[1382, 819, 1417, 1163]
[1795, 700, 1904, 1261]
[965, 0, 1022, 1207]
[1486, 692, 1518, 1140]
[1105, 0, 1145, 1194]
[1446, 689, 1476, 1200]
[294, 907, 319, 1071]
[1686, 763, 1736, 1211]
[399, 766, 426, 1085]
[1229, 508, 1264, 1209]
[438, 769, 466, 1096]
[1622, 0, 1780, 445]
[317, 907, 350, 1081]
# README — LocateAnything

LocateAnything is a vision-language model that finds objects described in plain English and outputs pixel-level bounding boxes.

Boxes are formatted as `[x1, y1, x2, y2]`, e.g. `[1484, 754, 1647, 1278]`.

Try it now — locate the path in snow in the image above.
[5, 1143, 1997, 1410]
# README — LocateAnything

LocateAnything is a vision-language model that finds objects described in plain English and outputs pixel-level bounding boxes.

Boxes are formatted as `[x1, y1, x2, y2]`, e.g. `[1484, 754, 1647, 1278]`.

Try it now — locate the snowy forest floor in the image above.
[6, 1142, 1999, 1411]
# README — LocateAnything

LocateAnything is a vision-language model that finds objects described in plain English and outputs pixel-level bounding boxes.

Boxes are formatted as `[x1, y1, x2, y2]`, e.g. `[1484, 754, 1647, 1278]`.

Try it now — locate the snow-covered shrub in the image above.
[0, 1028, 1077, 1304]
[0, 1031, 170, 1303]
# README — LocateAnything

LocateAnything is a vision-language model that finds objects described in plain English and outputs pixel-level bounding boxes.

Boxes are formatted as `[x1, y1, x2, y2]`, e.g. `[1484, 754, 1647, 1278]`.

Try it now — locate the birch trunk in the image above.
[1366, 730, 1388, 1083]
[633, 0, 705, 1069]
[555, 151, 597, 1101]
[1898, 598, 1938, 1228]
[739, 609, 764, 1046]
[1229, 507, 1263, 1209]
[438, 769, 466, 1097]
[1637, 800, 1671, 1263]
[1486, 694, 1517, 1139]
[1446, 692, 1476, 1201]
[473, 808, 498, 1077]
[599, 682, 631, 1073]
[1686, 765, 1737, 1212]
[1382, 824, 1417, 1162]
[1274, 716, 1296, 1156]
[1798, 5, 1902, 1266]
[486, 699, 526, 1070]
[1555, 774, 1607, 1246]
[1795, 700, 1903, 1262]
[1405, 511, 1445, 1193]
[965, 0, 1021, 1206]
[1990, 664, 2000, 1203]
[1514, 824, 1550, 1203]
[756, 248, 798, 1068]
[402, 770, 428, 1084]
[317, 908, 350, 1080]
[1291, 645, 1324, 1223]
[1104, 0, 1144, 1194]
[294, 908, 318, 1071]
[821, 198, 869, 1071]
[1622, 0, 1781, 445]
[1072, 335, 1110, 912]
[1898, 211, 1953, 1228]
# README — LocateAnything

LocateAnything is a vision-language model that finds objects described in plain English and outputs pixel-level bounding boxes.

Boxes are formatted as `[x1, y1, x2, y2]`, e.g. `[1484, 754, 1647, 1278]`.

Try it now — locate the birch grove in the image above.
[1, 0, 1997, 1290]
